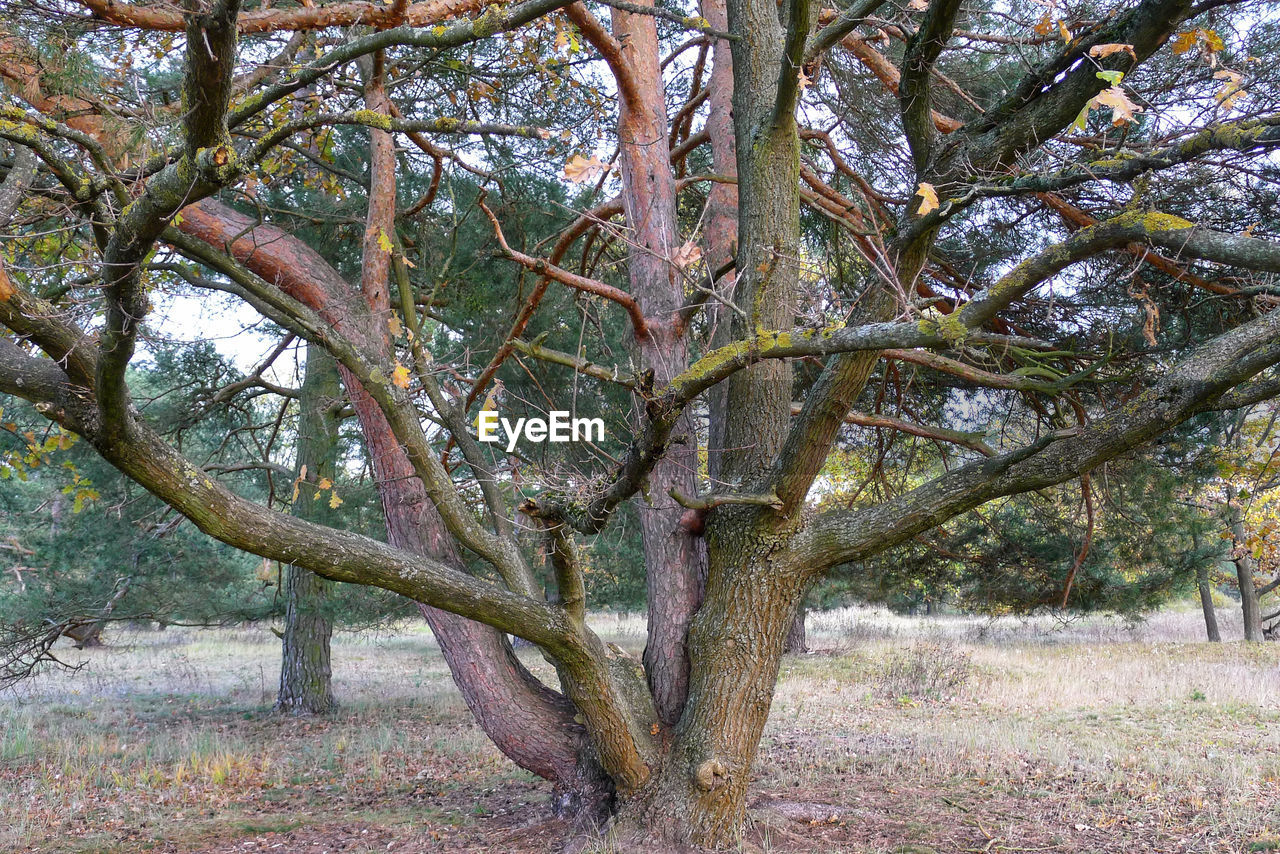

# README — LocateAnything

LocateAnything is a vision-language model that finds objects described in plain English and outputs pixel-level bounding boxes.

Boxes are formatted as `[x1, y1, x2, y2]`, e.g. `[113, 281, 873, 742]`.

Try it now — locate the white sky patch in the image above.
[144, 287, 295, 383]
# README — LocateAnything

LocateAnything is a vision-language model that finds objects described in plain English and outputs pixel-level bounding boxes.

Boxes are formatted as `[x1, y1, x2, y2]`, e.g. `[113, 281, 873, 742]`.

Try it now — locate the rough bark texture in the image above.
[589, 1, 708, 728]
[1196, 562, 1221, 643]
[277, 342, 341, 716]
[1230, 506, 1264, 642]
[617, 512, 808, 847]
[783, 606, 807, 654]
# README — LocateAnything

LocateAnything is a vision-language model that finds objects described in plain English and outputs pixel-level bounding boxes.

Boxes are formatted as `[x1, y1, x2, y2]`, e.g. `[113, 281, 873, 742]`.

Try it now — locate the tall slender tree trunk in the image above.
[700, 0, 740, 489]
[1229, 505, 1264, 641]
[578, 1, 708, 727]
[276, 343, 341, 715]
[1196, 561, 1221, 643]
[346, 62, 610, 811]
[783, 605, 807, 654]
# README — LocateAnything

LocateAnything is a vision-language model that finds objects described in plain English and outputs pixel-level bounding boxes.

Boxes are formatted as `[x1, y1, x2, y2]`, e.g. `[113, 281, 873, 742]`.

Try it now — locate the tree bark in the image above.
[174, 194, 607, 805]
[1230, 505, 1264, 642]
[614, 516, 807, 847]
[276, 342, 340, 716]
[574, 1, 708, 728]
[783, 605, 807, 654]
[1196, 561, 1221, 643]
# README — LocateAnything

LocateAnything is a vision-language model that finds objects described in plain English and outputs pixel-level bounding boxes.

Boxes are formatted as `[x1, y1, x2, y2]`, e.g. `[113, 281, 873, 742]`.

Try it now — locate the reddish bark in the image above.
[75, 0, 487, 33]
[174, 196, 593, 792]
[572, 0, 708, 726]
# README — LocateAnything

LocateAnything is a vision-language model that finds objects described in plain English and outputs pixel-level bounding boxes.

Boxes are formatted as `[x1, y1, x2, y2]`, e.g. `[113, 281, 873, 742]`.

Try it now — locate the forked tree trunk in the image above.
[614, 518, 807, 847]
[276, 343, 340, 716]
[1196, 562, 1221, 643]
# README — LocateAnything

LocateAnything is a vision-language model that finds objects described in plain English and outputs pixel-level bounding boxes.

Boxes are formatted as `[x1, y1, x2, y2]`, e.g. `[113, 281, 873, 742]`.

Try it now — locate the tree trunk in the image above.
[783, 605, 806, 654]
[1230, 506, 1264, 642]
[1196, 561, 1221, 643]
[580, 1, 708, 727]
[177, 189, 607, 804]
[614, 516, 806, 847]
[276, 342, 340, 716]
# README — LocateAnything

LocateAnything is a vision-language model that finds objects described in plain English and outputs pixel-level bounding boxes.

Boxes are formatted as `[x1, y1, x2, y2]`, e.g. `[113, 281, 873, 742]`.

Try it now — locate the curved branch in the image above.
[76, 0, 487, 33]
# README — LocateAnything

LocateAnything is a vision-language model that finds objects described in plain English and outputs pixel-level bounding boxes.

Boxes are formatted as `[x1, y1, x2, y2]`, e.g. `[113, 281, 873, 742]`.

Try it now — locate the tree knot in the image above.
[693, 758, 729, 791]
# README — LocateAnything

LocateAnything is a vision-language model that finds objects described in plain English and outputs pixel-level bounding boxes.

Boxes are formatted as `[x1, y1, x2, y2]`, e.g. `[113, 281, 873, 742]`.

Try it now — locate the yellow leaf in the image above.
[388, 314, 404, 338]
[1089, 43, 1135, 61]
[329, 492, 343, 509]
[377, 227, 394, 253]
[1173, 28, 1223, 56]
[915, 182, 940, 216]
[1033, 12, 1052, 37]
[391, 362, 412, 389]
[317, 477, 333, 491]
[1057, 20, 1072, 43]
[1171, 30, 1198, 55]
[0, 259, 13, 302]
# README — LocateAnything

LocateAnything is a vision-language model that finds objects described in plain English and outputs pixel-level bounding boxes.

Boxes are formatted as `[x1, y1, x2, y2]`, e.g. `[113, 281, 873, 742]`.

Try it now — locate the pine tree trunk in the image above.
[613, 517, 806, 847]
[177, 197, 606, 805]
[1230, 506, 1264, 642]
[276, 343, 340, 716]
[580, 1, 709, 727]
[1196, 562, 1221, 643]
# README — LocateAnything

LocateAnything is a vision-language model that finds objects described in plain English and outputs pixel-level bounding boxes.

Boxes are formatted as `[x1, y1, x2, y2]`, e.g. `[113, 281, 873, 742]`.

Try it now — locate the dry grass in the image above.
[2, 604, 1277, 853]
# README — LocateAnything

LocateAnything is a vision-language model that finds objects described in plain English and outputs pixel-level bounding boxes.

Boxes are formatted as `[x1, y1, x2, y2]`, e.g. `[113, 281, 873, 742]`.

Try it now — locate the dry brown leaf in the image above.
[564, 154, 609, 184]
[1214, 69, 1246, 111]
[1089, 86, 1142, 125]
[673, 241, 703, 269]
[1089, 43, 1136, 61]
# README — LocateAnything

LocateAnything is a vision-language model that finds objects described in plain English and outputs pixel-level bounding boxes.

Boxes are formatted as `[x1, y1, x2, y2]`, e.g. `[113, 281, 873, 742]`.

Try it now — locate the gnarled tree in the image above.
[3, 0, 1280, 847]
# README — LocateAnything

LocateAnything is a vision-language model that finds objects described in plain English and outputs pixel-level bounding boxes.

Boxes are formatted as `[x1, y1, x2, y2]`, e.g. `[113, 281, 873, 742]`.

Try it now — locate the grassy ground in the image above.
[1, 605, 1277, 853]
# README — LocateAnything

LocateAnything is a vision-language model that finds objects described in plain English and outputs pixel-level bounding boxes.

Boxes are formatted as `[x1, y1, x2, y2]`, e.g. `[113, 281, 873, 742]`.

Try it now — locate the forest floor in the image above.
[1, 605, 1277, 854]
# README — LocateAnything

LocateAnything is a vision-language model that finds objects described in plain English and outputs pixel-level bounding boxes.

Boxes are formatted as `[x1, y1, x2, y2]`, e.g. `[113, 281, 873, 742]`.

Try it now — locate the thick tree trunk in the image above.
[1230, 506, 1264, 642]
[1196, 561, 1221, 643]
[276, 342, 340, 716]
[614, 515, 806, 847]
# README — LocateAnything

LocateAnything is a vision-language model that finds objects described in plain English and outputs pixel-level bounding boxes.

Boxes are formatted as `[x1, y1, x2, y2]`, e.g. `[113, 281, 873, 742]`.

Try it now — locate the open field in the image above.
[2, 605, 1278, 853]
